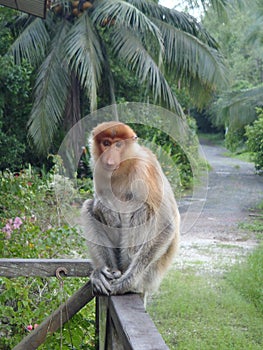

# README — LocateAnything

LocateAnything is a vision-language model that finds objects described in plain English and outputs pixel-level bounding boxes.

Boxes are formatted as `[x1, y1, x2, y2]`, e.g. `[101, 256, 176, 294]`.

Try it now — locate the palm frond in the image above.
[127, 0, 218, 48]
[92, 0, 164, 56]
[8, 16, 50, 65]
[111, 28, 184, 117]
[62, 13, 104, 112]
[156, 19, 228, 90]
[216, 85, 263, 128]
[27, 20, 71, 154]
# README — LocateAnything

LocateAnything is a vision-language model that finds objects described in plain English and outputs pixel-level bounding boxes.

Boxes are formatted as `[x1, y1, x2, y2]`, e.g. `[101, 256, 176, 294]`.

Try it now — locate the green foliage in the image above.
[203, 2, 263, 132]
[245, 108, 263, 172]
[0, 55, 34, 171]
[0, 166, 52, 224]
[0, 217, 81, 259]
[99, 49, 148, 106]
[0, 123, 26, 171]
[0, 7, 15, 56]
[229, 200, 263, 314]
[0, 168, 95, 349]
[203, 4, 262, 86]
[0, 275, 96, 350]
[5, 1, 228, 155]
[225, 127, 246, 152]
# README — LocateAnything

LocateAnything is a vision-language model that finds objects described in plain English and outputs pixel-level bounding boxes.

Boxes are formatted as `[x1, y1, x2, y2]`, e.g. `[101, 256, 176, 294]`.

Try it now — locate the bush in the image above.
[225, 127, 246, 152]
[0, 167, 95, 349]
[245, 108, 263, 173]
[0, 56, 33, 171]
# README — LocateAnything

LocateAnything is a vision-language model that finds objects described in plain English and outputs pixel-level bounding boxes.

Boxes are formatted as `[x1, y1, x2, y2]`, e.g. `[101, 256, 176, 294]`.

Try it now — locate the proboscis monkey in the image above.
[81, 121, 180, 302]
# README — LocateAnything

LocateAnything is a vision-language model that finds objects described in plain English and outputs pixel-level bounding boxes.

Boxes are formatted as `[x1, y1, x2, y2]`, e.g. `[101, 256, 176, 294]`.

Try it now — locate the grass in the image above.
[222, 150, 252, 163]
[149, 268, 263, 350]
[148, 201, 263, 349]
[227, 243, 263, 315]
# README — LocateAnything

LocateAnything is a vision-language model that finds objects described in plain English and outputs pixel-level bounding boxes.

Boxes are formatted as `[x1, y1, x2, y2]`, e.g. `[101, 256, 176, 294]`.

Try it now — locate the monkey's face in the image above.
[100, 139, 124, 172]
[90, 122, 137, 175]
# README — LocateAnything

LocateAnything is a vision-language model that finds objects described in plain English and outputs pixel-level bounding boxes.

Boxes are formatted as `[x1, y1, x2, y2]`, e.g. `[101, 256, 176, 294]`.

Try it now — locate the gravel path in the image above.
[176, 142, 263, 273]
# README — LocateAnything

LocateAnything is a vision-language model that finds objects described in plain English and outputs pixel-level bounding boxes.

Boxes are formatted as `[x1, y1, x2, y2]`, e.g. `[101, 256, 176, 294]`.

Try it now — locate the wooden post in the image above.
[97, 294, 169, 350]
[96, 296, 109, 350]
[13, 281, 94, 350]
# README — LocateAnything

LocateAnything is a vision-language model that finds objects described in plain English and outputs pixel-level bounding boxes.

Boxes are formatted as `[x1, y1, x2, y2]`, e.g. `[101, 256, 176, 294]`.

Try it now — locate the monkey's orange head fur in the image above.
[92, 122, 136, 142]
[90, 121, 137, 162]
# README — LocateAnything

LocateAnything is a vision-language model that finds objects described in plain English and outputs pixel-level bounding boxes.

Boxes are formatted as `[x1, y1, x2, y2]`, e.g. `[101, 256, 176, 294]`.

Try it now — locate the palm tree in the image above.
[8, 0, 230, 154]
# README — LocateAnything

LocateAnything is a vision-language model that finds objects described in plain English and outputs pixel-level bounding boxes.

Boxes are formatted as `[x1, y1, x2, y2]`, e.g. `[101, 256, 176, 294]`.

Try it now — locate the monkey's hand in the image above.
[110, 274, 138, 295]
[90, 267, 121, 296]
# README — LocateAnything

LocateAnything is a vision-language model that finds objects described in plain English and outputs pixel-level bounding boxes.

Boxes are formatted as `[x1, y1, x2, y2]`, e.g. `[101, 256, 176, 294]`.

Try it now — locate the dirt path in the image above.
[177, 142, 263, 273]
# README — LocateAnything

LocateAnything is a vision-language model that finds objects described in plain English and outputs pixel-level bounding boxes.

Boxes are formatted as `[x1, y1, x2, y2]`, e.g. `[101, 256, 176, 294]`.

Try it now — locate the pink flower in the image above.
[26, 325, 33, 331]
[34, 324, 39, 329]
[13, 217, 23, 229]
[2, 223, 13, 235]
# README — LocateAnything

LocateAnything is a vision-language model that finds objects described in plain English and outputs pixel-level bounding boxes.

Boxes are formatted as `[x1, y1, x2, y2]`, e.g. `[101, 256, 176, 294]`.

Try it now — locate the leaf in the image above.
[92, 0, 163, 49]
[156, 19, 228, 88]
[63, 13, 104, 112]
[111, 28, 184, 116]
[8, 16, 49, 66]
[27, 20, 71, 154]
[128, 0, 218, 48]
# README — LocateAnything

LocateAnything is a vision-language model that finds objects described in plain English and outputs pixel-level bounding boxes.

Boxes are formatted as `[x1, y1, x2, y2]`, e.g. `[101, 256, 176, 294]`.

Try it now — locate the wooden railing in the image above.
[0, 259, 169, 350]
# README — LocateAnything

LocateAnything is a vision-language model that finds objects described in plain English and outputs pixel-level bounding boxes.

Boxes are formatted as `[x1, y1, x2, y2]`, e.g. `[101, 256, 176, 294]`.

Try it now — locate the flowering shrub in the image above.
[0, 168, 95, 349]
[2, 217, 23, 238]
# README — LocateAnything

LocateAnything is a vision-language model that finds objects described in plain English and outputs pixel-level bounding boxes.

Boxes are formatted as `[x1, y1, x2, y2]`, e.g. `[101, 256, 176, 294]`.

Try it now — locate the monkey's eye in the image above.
[102, 140, 111, 147]
[115, 141, 123, 148]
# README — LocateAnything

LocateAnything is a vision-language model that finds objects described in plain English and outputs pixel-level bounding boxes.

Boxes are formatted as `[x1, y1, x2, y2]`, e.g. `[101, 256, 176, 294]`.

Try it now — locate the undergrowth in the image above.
[0, 167, 95, 350]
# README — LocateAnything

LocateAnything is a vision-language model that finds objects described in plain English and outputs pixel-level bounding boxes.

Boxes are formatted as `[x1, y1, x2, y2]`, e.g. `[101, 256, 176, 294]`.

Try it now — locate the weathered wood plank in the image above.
[0, 259, 93, 277]
[13, 281, 94, 350]
[96, 296, 109, 350]
[100, 294, 169, 350]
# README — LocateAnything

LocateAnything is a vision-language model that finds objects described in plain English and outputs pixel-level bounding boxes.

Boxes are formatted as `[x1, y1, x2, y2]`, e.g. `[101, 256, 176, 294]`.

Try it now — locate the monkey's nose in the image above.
[104, 162, 119, 171]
